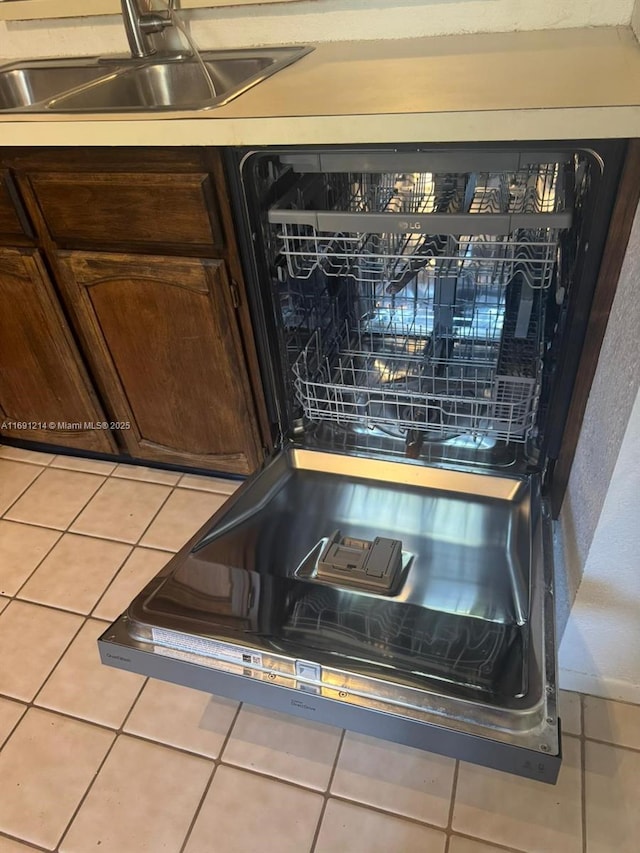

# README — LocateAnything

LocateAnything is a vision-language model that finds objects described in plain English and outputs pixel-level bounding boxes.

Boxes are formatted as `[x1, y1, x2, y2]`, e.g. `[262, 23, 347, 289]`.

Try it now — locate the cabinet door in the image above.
[0, 171, 33, 244]
[57, 251, 263, 475]
[0, 248, 116, 452]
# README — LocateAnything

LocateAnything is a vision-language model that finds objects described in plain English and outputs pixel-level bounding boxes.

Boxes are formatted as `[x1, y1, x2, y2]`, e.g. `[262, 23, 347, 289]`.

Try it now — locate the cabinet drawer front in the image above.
[0, 171, 33, 242]
[30, 172, 223, 249]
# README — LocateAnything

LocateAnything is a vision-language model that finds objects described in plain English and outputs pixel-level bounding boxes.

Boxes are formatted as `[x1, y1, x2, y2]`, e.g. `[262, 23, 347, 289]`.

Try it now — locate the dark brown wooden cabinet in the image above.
[57, 251, 262, 474]
[0, 248, 116, 453]
[0, 147, 269, 475]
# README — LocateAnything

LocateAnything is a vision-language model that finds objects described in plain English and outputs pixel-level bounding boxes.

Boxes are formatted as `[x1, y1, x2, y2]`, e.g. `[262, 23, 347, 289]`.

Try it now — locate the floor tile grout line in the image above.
[52, 674, 150, 853]
[3, 468, 126, 709]
[3, 524, 65, 601]
[0, 443, 243, 492]
[23, 611, 91, 721]
[88, 544, 173, 622]
[0, 699, 28, 754]
[11, 470, 179, 618]
[581, 690, 640, 711]
[2, 468, 142, 687]
[2, 694, 351, 794]
[0, 828, 49, 852]
[309, 789, 454, 840]
[30, 611, 135, 715]
[130, 483, 234, 552]
[12, 535, 132, 611]
[0, 462, 50, 521]
[97, 471, 231, 549]
[9, 458, 190, 548]
[309, 728, 346, 853]
[4, 596, 113, 622]
[67, 469, 171, 544]
[3, 463, 108, 530]
[443, 758, 460, 853]
[326, 727, 346, 794]
[580, 734, 640, 753]
[2, 548, 93, 715]
[208, 754, 342, 798]
[0, 449, 56, 469]
[120, 720, 246, 765]
[130, 481, 178, 549]
[0, 696, 120, 852]
[307, 792, 329, 852]
[79, 478, 176, 622]
[177, 701, 244, 853]
[50, 452, 241, 495]
[5, 693, 331, 771]
[177, 763, 218, 853]
[2, 457, 234, 560]
[50, 458, 117, 476]
[0, 449, 51, 465]
[448, 829, 535, 853]
[54, 722, 122, 852]
[0, 733, 499, 853]
[0, 697, 634, 853]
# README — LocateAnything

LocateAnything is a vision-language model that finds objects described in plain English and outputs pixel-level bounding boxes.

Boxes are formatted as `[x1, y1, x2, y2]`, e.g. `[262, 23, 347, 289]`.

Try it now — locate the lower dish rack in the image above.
[293, 323, 541, 444]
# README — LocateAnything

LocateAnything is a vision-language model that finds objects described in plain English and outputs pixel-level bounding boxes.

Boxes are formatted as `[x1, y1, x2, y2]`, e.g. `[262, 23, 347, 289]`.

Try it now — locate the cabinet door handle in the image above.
[229, 279, 241, 309]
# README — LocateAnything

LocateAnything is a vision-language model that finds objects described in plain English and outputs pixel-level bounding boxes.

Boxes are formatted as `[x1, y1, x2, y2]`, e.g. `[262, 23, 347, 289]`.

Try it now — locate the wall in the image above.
[559, 389, 640, 702]
[0, 0, 636, 58]
[558, 199, 640, 702]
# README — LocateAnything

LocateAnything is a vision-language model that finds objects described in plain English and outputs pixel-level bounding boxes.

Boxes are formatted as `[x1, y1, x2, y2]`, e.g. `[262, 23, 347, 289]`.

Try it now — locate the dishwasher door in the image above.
[99, 447, 560, 783]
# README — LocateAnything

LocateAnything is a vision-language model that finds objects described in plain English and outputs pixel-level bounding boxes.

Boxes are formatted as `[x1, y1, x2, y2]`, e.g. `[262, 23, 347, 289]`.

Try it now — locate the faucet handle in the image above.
[139, 12, 173, 35]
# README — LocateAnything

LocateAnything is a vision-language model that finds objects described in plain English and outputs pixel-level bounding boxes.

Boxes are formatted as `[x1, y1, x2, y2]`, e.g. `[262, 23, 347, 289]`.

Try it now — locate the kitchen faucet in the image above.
[120, 0, 176, 59]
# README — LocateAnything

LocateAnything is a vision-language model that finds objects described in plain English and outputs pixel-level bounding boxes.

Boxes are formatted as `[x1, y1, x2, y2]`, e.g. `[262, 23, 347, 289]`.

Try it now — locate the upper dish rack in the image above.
[268, 153, 572, 290]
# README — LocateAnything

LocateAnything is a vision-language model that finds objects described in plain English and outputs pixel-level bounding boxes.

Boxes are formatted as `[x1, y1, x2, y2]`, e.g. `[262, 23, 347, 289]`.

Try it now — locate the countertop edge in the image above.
[0, 105, 638, 146]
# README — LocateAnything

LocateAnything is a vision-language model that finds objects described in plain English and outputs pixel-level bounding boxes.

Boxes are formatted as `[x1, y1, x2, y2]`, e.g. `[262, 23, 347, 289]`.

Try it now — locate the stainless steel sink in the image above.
[0, 62, 111, 110]
[0, 46, 311, 113]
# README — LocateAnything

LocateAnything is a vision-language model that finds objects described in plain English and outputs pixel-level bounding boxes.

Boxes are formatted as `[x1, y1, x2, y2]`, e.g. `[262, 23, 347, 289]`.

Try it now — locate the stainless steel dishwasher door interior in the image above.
[112, 448, 555, 743]
[167, 453, 531, 699]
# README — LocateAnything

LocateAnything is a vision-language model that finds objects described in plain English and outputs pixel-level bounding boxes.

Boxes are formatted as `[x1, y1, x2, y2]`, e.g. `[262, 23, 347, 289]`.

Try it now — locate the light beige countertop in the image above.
[1, 25, 639, 145]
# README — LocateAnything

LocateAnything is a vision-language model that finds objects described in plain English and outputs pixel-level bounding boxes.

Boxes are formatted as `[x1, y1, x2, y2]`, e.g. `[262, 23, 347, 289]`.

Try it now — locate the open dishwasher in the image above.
[100, 144, 624, 783]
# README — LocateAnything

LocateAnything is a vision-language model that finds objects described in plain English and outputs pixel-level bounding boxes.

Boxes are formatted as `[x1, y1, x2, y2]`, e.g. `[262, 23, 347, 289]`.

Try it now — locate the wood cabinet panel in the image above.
[29, 172, 223, 250]
[57, 251, 263, 474]
[0, 248, 116, 452]
[0, 171, 33, 244]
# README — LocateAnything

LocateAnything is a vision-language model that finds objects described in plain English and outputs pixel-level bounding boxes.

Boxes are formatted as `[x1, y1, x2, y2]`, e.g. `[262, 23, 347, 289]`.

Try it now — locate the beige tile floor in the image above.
[0, 444, 639, 853]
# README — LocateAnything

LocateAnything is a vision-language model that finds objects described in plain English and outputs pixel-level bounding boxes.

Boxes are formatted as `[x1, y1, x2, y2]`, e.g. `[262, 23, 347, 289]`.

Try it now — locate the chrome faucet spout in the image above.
[121, 0, 173, 59]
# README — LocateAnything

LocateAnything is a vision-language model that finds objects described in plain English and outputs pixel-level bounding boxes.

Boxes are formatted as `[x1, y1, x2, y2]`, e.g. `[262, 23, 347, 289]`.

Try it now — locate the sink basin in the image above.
[0, 47, 311, 113]
[50, 53, 286, 111]
[0, 62, 112, 109]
